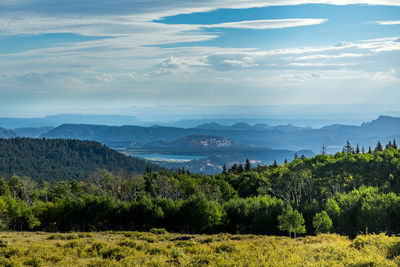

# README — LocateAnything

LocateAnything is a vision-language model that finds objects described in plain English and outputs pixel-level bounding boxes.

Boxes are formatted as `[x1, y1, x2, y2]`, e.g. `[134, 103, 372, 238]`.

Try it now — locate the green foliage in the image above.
[312, 211, 333, 234]
[0, 142, 399, 236]
[278, 206, 306, 238]
[177, 195, 223, 233]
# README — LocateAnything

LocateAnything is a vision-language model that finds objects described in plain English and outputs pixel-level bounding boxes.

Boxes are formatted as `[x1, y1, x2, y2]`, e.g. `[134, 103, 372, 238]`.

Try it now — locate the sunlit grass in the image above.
[0, 231, 399, 266]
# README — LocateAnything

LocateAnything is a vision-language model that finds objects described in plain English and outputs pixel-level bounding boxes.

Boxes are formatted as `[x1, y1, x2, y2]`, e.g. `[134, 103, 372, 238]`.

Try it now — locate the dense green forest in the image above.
[0, 139, 399, 238]
[0, 138, 158, 181]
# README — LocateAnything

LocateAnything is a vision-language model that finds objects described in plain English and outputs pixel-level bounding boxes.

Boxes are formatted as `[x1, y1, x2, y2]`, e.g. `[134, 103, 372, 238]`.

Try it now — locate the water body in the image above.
[132, 154, 207, 163]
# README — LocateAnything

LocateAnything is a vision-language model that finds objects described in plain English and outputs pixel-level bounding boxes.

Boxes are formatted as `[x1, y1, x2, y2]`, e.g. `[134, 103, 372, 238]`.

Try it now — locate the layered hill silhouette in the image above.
[40, 115, 400, 153]
[0, 127, 17, 138]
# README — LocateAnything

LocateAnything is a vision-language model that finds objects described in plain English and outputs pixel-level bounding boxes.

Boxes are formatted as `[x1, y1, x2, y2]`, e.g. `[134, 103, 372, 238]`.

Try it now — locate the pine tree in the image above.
[344, 140, 353, 153]
[238, 164, 244, 173]
[300, 154, 306, 160]
[245, 158, 252, 172]
[355, 144, 360, 154]
[368, 146, 372, 154]
[375, 140, 383, 152]
[294, 153, 298, 160]
[230, 164, 238, 173]
[393, 139, 398, 149]
[284, 158, 288, 164]
[321, 145, 327, 155]
[222, 164, 227, 174]
[272, 160, 278, 168]
[145, 164, 152, 174]
[362, 146, 365, 154]
[385, 141, 393, 150]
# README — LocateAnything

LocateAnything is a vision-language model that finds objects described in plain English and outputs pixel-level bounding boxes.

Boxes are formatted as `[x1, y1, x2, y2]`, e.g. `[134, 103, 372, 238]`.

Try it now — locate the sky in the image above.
[0, 0, 400, 119]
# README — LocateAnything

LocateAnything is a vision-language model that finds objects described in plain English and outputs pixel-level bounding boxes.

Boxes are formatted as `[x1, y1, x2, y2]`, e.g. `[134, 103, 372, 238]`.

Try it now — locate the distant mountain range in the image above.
[0, 116, 400, 153]
[13, 127, 54, 138]
[1, 115, 398, 174]
[0, 114, 141, 128]
[37, 115, 400, 153]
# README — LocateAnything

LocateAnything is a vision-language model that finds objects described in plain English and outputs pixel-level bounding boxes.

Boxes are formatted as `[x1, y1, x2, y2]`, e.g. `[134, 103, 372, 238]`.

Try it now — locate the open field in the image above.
[1, 231, 400, 266]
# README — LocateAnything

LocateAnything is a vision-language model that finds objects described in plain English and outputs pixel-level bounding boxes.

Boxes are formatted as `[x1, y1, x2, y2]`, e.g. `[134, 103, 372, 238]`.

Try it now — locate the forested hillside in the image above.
[0, 138, 158, 181]
[0, 140, 399, 237]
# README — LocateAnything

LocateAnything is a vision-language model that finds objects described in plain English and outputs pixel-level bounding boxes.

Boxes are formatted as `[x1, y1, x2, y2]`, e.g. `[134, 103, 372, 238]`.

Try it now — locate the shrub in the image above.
[313, 211, 333, 234]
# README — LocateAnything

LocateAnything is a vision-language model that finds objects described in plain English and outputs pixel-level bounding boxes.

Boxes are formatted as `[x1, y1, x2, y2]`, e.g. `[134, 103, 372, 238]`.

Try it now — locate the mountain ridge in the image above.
[40, 115, 400, 153]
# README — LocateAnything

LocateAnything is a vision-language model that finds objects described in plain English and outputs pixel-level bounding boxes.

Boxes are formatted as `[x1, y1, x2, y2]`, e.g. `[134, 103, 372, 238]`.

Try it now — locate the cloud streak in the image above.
[0, 1, 399, 111]
[374, 20, 400, 25]
[199, 19, 328, 30]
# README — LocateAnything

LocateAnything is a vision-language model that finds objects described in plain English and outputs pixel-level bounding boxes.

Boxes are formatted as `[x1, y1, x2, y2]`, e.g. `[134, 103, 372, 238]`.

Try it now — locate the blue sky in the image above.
[0, 0, 400, 119]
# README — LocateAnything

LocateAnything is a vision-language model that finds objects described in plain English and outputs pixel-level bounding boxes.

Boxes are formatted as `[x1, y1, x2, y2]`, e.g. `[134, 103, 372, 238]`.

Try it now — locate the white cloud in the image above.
[222, 57, 259, 68]
[201, 18, 328, 30]
[159, 56, 209, 69]
[374, 21, 400, 25]
[289, 62, 352, 67]
[295, 53, 365, 60]
[371, 69, 398, 82]
[1, 1, 400, 109]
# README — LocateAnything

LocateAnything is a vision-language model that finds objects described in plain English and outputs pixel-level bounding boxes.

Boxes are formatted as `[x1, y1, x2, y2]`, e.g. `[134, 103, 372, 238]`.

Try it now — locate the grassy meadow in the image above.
[1, 231, 400, 266]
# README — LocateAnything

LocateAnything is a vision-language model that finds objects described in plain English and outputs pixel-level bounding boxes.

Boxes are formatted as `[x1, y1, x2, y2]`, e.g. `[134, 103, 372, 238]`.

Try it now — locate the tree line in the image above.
[0, 140, 399, 237]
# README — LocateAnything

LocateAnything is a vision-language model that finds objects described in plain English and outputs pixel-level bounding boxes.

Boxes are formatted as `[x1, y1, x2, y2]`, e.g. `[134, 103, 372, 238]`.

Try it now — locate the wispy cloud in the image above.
[200, 19, 328, 30]
[374, 20, 400, 25]
[0, 1, 400, 111]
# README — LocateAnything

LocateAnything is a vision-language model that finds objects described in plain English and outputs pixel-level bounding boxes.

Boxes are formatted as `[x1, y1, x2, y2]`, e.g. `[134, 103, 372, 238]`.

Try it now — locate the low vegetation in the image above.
[1, 231, 400, 266]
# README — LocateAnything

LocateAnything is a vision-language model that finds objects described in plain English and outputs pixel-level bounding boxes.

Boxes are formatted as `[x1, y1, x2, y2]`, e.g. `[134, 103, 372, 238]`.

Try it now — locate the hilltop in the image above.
[0, 138, 158, 181]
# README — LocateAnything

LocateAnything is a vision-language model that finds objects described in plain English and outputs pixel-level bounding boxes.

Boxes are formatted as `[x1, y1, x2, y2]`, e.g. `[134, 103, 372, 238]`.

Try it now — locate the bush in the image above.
[313, 211, 333, 234]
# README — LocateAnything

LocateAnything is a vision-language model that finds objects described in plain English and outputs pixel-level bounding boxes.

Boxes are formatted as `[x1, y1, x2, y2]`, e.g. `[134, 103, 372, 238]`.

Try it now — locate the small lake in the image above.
[132, 154, 207, 162]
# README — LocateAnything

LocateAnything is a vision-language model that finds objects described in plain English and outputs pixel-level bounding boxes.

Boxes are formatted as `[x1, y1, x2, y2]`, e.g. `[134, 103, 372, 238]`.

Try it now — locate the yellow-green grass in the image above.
[0, 230, 400, 266]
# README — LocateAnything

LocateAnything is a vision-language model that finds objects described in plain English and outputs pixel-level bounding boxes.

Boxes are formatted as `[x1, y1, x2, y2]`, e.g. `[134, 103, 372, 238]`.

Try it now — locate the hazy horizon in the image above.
[0, 103, 399, 129]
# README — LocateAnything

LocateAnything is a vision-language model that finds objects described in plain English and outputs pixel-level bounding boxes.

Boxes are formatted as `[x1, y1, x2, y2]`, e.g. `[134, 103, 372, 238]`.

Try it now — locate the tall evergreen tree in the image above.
[344, 140, 353, 153]
[375, 141, 383, 152]
[386, 141, 393, 150]
[245, 158, 252, 172]
[237, 164, 244, 173]
[145, 164, 152, 174]
[355, 144, 360, 154]
[321, 145, 327, 155]
[393, 139, 398, 149]
[272, 160, 278, 168]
